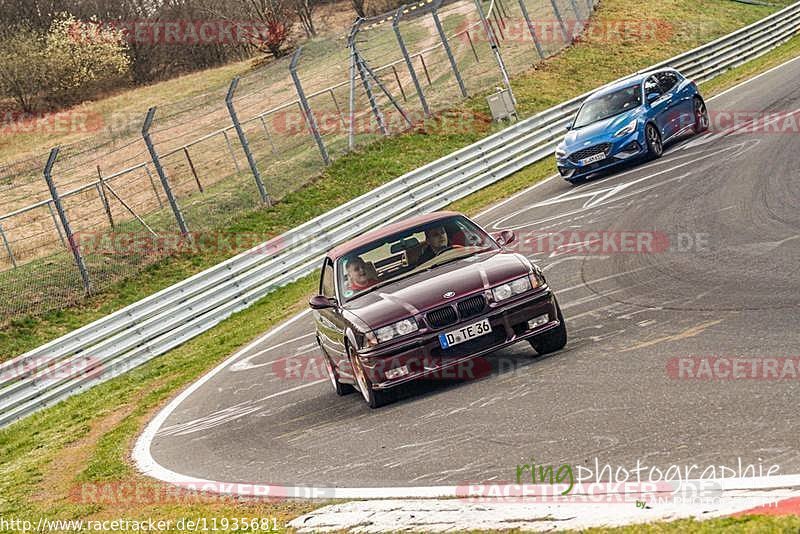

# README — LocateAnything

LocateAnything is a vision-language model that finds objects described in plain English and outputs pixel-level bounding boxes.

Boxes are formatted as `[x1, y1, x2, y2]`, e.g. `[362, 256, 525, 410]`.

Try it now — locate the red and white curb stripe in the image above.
[287, 490, 800, 532]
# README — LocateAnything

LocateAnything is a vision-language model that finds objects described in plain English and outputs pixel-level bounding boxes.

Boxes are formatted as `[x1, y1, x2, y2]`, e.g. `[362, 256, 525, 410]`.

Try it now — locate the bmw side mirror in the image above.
[493, 230, 516, 246]
[309, 295, 335, 310]
[647, 92, 661, 104]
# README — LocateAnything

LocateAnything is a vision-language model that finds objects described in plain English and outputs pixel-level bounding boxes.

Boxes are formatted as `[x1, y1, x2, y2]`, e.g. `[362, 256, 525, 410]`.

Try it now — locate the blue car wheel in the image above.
[645, 123, 663, 160]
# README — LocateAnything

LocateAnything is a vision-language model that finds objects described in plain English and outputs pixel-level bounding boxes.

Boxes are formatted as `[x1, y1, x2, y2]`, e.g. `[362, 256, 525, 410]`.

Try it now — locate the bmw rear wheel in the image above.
[530, 299, 567, 355]
[645, 123, 663, 159]
[693, 97, 710, 133]
[348, 345, 393, 408]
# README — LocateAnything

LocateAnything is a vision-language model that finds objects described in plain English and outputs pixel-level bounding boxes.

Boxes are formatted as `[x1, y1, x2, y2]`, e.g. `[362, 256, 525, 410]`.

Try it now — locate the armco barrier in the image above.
[1, 3, 799, 428]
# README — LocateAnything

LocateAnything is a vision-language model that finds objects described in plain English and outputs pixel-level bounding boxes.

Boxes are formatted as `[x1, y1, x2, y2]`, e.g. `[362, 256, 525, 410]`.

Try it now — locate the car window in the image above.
[572, 85, 642, 128]
[657, 72, 679, 93]
[644, 76, 662, 98]
[321, 258, 335, 298]
[337, 215, 498, 302]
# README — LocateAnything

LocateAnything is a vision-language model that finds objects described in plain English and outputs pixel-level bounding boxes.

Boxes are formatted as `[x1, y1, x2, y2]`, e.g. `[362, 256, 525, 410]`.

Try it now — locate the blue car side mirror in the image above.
[647, 92, 661, 104]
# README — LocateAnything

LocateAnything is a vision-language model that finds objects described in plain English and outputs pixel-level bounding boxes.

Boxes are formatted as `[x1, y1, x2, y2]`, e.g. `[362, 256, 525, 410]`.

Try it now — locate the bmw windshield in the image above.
[572, 84, 642, 128]
[337, 216, 498, 302]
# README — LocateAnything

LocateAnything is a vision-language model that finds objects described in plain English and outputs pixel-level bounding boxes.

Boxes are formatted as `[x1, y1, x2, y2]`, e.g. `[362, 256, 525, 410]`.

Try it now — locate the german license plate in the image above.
[439, 319, 492, 349]
[580, 152, 605, 165]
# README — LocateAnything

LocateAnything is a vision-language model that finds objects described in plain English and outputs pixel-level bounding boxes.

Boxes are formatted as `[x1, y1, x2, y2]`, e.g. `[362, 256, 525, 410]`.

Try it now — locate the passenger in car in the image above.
[346, 255, 379, 291]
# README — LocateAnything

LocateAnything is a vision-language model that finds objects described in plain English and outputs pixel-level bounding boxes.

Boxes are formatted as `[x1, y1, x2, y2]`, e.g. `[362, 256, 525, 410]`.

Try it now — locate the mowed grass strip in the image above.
[1, 3, 800, 532]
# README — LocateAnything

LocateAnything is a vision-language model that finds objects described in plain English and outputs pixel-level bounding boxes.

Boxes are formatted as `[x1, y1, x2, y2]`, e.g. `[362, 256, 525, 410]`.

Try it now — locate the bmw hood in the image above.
[343, 251, 531, 328]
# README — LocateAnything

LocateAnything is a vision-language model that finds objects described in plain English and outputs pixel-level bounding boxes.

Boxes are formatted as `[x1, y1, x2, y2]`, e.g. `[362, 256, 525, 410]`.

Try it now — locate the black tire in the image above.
[693, 97, 709, 134]
[529, 300, 567, 355]
[348, 345, 394, 409]
[322, 349, 355, 396]
[645, 122, 663, 160]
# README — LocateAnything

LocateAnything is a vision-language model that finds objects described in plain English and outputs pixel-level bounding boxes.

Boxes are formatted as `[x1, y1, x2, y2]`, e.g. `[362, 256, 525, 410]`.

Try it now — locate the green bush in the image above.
[0, 15, 130, 112]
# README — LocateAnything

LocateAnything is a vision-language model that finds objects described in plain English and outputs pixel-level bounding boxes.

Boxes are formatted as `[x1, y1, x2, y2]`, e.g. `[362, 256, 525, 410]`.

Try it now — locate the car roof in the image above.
[588, 68, 680, 99]
[327, 210, 464, 260]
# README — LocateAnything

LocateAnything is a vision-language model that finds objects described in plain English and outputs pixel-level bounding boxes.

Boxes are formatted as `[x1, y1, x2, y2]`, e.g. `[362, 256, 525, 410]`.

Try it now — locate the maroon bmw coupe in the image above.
[309, 211, 566, 408]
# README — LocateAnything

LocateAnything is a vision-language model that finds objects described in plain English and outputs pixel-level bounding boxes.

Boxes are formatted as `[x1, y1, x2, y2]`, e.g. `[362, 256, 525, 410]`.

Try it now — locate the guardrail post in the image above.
[548, 0, 570, 43]
[226, 77, 271, 204]
[394, 7, 430, 116]
[517, 0, 545, 60]
[0, 221, 16, 269]
[142, 107, 189, 237]
[290, 48, 331, 166]
[473, 0, 516, 106]
[43, 147, 91, 294]
[433, 0, 468, 98]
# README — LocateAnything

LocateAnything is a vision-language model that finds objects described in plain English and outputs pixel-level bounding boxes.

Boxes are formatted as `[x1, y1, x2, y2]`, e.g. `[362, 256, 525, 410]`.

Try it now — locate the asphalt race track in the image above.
[139, 58, 800, 491]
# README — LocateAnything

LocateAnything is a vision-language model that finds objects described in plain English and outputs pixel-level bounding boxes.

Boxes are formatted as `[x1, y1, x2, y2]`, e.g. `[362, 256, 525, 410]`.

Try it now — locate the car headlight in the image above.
[555, 146, 567, 158]
[372, 318, 419, 344]
[492, 276, 533, 302]
[613, 119, 638, 137]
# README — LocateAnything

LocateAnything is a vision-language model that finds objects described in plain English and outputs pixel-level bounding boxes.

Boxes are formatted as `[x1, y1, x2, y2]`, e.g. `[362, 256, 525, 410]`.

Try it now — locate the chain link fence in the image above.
[0, 0, 596, 323]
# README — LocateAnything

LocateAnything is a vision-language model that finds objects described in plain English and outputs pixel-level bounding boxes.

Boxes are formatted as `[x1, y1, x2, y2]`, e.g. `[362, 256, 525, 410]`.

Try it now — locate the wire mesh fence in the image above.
[0, 0, 598, 323]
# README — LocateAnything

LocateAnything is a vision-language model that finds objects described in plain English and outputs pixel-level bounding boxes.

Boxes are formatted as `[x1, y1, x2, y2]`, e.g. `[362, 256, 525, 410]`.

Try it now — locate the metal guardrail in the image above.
[1, 2, 799, 428]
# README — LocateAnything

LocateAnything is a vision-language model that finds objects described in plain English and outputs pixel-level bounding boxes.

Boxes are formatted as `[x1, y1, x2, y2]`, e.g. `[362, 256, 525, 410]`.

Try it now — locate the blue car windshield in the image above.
[573, 85, 642, 129]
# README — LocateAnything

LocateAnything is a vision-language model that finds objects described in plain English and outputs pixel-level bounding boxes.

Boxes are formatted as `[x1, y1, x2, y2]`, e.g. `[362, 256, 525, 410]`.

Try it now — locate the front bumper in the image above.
[355, 288, 559, 389]
[556, 129, 647, 181]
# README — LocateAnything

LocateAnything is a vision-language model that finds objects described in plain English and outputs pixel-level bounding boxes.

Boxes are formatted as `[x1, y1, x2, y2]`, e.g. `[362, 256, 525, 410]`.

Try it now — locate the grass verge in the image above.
[1, 3, 799, 533]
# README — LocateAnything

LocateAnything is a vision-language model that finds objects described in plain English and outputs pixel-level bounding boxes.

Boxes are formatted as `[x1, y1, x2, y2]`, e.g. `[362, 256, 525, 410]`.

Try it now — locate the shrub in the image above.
[0, 15, 130, 112]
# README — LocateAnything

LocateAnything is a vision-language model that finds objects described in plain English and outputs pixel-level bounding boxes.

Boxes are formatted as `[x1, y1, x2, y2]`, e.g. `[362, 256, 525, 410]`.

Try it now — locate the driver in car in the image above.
[407, 225, 459, 267]
[345, 255, 379, 292]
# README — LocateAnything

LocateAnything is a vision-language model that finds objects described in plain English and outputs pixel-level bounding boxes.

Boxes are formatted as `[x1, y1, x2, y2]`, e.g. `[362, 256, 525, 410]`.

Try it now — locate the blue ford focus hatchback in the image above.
[556, 68, 709, 183]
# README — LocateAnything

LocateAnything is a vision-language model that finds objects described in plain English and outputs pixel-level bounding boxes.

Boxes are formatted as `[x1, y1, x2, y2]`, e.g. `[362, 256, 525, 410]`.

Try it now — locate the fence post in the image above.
[43, 147, 91, 294]
[517, 0, 545, 60]
[182, 147, 204, 193]
[548, 0, 571, 43]
[290, 47, 331, 166]
[0, 221, 16, 269]
[568, 0, 583, 20]
[473, 0, 516, 106]
[226, 77, 271, 205]
[222, 130, 241, 172]
[433, 0, 468, 98]
[349, 19, 389, 137]
[348, 22, 359, 150]
[142, 107, 189, 237]
[394, 6, 430, 116]
[96, 165, 115, 229]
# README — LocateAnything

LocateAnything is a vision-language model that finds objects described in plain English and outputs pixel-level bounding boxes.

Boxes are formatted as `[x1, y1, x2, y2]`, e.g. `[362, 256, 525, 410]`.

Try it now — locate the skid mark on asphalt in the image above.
[229, 333, 315, 372]
[620, 319, 724, 353]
